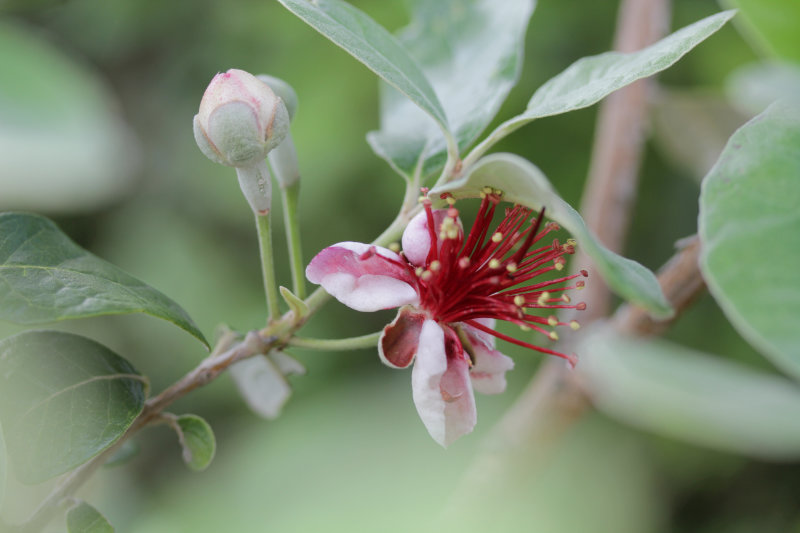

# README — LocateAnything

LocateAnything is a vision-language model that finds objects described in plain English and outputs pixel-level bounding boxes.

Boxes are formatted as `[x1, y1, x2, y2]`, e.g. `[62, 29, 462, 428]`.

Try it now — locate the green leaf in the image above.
[432, 153, 672, 318]
[67, 501, 114, 533]
[0, 21, 136, 213]
[723, 0, 800, 61]
[276, 0, 448, 134]
[0, 331, 146, 484]
[176, 414, 216, 472]
[279, 286, 310, 320]
[578, 327, 800, 459]
[470, 10, 735, 159]
[367, 0, 535, 178]
[699, 100, 800, 380]
[0, 212, 208, 347]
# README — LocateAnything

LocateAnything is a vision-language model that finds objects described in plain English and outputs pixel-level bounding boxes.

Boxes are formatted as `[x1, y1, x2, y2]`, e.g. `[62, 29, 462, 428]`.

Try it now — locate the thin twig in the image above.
[578, 0, 671, 318]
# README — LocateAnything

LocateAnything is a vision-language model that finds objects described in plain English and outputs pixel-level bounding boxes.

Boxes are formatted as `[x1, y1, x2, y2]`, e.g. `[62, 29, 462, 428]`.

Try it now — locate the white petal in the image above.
[401, 209, 454, 266]
[412, 321, 477, 447]
[229, 353, 293, 420]
[306, 241, 419, 311]
[320, 272, 419, 312]
[464, 322, 515, 395]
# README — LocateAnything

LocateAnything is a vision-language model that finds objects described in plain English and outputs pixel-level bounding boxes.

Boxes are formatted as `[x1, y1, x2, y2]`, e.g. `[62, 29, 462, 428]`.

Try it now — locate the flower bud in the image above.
[193, 69, 290, 168]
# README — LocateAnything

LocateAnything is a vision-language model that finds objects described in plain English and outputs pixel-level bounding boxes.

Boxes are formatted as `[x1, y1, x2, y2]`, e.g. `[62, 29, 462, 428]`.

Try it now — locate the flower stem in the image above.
[281, 182, 306, 299]
[256, 211, 281, 321]
[288, 331, 381, 351]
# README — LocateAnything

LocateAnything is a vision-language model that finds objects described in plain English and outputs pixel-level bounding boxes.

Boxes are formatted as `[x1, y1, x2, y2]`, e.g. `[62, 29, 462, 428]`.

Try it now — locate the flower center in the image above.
[409, 188, 587, 366]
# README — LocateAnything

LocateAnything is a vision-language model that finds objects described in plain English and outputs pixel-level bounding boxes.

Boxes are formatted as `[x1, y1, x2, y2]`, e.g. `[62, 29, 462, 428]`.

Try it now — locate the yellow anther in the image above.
[576, 284, 585, 291]
[430, 260, 441, 271]
[388, 242, 400, 252]
[547, 316, 558, 327]
[493, 188, 503, 196]
[440, 231, 448, 241]
[506, 262, 518, 273]
[566, 238, 577, 246]
[514, 295, 525, 307]
[446, 196, 457, 206]
[520, 325, 531, 332]
[561, 294, 571, 303]
[549, 331, 559, 341]
[489, 259, 501, 269]
[458, 257, 471, 268]
[491, 232, 503, 243]
[415, 267, 424, 277]
[570, 320, 580, 331]
[447, 228, 459, 239]
[537, 292, 551, 306]
[554, 262, 564, 271]
[421, 270, 433, 281]
[482, 186, 493, 195]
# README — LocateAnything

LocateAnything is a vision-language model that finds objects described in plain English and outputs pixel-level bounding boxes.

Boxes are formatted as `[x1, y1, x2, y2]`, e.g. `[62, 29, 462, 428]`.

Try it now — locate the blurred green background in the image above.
[1, 0, 799, 531]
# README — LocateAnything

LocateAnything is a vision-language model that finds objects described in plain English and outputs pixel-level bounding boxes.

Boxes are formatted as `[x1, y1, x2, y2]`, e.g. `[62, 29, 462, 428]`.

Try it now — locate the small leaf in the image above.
[276, 0, 448, 133]
[66, 501, 114, 533]
[0, 212, 208, 347]
[230, 352, 305, 420]
[0, 331, 145, 484]
[724, 0, 800, 61]
[472, 11, 734, 155]
[579, 327, 800, 459]
[279, 286, 310, 320]
[367, 0, 535, 178]
[176, 414, 215, 472]
[102, 439, 140, 469]
[699, 100, 800, 380]
[432, 153, 672, 318]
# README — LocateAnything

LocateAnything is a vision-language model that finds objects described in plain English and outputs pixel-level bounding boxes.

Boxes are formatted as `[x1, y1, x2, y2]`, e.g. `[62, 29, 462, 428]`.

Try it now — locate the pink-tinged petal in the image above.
[379, 307, 426, 369]
[402, 209, 459, 266]
[306, 241, 419, 312]
[463, 321, 514, 395]
[411, 321, 477, 447]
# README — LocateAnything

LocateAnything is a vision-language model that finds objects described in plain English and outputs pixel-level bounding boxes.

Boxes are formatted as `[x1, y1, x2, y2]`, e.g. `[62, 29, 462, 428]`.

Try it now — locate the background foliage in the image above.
[1, 0, 798, 531]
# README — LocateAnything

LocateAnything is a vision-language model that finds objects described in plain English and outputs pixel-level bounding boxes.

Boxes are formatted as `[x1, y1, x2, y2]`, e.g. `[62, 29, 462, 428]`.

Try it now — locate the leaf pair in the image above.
[0, 214, 210, 485]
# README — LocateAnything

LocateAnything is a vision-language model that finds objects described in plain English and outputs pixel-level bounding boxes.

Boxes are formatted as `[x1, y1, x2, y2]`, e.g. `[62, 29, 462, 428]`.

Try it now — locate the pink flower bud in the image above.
[193, 69, 290, 168]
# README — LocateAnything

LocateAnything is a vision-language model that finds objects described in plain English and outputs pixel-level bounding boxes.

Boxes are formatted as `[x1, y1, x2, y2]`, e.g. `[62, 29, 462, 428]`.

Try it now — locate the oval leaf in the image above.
[699, 100, 800, 380]
[176, 414, 215, 472]
[67, 501, 114, 533]
[470, 10, 734, 158]
[367, 0, 534, 178]
[579, 327, 800, 459]
[432, 153, 672, 318]
[0, 330, 146, 483]
[277, 0, 448, 133]
[0, 212, 207, 347]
